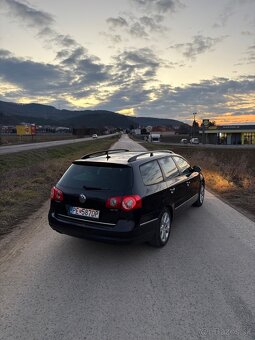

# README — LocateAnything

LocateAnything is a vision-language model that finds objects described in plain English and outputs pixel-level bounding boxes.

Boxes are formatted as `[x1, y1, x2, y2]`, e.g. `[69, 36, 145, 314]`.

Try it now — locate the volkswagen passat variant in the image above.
[48, 149, 205, 247]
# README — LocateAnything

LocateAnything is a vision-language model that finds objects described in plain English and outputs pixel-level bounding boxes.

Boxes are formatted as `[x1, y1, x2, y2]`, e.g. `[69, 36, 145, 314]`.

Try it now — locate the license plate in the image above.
[69, 206, 100, 219]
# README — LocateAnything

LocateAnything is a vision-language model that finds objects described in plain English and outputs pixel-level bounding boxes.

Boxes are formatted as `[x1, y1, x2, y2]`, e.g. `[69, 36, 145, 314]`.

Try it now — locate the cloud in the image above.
[86, 48, 163, 111]
[0, 49, 71, 94]
[170, 35, 228, 60]
[241, 31, 253, 36]
[0, 49, 12, 58]
[112, 48, 161, 84]
[55, 46, 111, 88]
[1, 47, 254, 123]
[133, 76, 255, 121]
[0, 48, 110, 101]
[235, 44, 255, 66]
[1, 0, 110, 90]
[140, 15, 165, 32]
[107, 16, 128, 28]
[100, 32, 123, 44]
[75, 58, 110, 86]
[1, 0, 54, 28]
[105, 14, 166, 43]
[129, 22, 149, 38]
[131, 0, 184, 14]
[56, 47, 87, 65]
[156, 0, 183, 12]
[247, 45, 255, 63]
[1, 0, 79, 50]
[95, 83, 151, 112]
[36, 27, 78, 51]
[89, 75, 255, 124]
[214, 0, 255, 28]
[111, 35, 122, 44]
[0, 1, 254, 124]
[119, 49, 160, 69]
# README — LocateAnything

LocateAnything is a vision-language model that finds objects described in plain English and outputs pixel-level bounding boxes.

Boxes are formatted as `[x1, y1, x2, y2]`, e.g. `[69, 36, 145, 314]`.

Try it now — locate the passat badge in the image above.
[79, 194, 87, 203]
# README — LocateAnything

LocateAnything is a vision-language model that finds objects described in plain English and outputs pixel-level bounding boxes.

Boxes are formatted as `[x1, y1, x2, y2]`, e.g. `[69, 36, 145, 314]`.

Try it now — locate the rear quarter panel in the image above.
[132, 165, 167, 225]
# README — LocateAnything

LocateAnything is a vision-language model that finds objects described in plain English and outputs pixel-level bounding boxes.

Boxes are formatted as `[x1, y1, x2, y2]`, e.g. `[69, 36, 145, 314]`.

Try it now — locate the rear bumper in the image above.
[48, 212, 156, 244]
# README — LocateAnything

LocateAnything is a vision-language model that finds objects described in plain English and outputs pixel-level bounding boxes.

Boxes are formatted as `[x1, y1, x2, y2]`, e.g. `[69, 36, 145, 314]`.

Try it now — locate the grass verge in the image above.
[0, 133, 75, 145]
[0, 136, 118, 237]
[140, 141, 255, 221]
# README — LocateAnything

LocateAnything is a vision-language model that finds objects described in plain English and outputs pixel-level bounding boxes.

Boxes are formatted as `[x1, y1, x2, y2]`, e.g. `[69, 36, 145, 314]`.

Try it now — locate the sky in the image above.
[0, 0, 254, 125]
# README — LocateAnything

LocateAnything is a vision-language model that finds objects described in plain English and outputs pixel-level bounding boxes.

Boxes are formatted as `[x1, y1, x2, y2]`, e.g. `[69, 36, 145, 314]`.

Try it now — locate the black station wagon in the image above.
[48, 149, 205, 247]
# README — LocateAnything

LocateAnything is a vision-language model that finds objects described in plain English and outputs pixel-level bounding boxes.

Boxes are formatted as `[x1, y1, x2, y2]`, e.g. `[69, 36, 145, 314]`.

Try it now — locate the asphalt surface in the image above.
[1, 135, 255, 340]
[0, 134, 116, 155]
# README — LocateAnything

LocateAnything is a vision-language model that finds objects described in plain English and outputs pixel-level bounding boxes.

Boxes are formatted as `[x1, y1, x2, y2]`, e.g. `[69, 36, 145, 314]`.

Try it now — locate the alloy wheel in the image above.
[200, 184, 205, 204]
[160, 212, 171, 243]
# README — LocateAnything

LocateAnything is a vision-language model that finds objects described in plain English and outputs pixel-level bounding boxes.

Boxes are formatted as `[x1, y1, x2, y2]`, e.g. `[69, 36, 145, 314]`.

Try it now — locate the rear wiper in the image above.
[83, 186, 109, 190]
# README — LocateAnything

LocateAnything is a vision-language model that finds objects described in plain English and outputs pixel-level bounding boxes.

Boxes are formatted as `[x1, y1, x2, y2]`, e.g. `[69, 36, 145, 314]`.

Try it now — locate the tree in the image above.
[201, 120, 216, 128]
[208, 120, 216, 127]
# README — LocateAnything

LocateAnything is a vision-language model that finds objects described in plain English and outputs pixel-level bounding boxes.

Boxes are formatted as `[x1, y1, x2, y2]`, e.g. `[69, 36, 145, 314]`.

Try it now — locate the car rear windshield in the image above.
[58, 163, 133, 191]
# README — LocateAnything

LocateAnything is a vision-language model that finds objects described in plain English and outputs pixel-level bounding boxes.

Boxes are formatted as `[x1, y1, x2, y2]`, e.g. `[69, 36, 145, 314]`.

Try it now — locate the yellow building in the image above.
[200, 125, 255, 145]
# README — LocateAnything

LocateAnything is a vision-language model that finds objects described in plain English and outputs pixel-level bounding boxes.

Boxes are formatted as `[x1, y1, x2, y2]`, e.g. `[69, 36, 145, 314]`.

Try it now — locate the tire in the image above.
[193, 182, 205, 207]
[149, 208, 171, 247]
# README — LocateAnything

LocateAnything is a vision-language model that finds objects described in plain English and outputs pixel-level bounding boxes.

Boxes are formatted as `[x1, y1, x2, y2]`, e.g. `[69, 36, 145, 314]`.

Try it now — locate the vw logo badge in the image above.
[79, 194, 87, 204]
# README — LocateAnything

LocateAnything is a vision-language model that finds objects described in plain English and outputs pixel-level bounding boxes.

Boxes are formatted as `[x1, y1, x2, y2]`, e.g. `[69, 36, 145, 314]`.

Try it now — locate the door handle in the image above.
[169, 188, 175, 194]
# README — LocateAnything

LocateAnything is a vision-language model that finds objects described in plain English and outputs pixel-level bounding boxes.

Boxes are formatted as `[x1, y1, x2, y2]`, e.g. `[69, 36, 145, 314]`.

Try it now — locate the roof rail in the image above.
[81, 149, 130, 160]
[128, 150, 173, 163]
[153, 150, 174, 154]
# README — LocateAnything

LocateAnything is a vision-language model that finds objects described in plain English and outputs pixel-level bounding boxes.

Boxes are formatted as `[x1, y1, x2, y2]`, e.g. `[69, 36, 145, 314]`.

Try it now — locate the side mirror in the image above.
[192, 165, 201, 173]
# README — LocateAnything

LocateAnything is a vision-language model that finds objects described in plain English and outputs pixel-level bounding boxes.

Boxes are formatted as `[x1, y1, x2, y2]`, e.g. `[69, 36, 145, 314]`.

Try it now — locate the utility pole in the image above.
[192, 112, 197, 137]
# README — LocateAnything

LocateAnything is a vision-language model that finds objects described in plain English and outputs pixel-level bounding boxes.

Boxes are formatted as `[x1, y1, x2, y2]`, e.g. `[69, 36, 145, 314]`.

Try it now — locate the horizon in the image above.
[2, 98, 255, 127]
[0, 0, 254, 125]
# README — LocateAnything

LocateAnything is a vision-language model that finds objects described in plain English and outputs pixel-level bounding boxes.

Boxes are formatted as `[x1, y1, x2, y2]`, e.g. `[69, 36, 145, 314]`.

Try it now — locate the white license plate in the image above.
[69, 207, 100, 219]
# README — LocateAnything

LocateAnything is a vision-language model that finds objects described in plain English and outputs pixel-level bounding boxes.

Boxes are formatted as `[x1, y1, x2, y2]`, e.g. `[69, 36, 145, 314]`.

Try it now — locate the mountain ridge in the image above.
[0, 100, 189, 129]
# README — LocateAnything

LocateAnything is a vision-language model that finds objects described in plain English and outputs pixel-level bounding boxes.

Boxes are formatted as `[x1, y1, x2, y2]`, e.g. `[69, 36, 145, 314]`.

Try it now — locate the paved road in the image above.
[0, 134, 116, 155]
[1, 135, 255, 340]
[110, 133, 147, 151]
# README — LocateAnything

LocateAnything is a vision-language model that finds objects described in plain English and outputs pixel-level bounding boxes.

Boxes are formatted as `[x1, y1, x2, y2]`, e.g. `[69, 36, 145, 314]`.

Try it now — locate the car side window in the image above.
[140, 160, 163, 185]
[158, 157, 179, 179]
[173, 156, 191, 174]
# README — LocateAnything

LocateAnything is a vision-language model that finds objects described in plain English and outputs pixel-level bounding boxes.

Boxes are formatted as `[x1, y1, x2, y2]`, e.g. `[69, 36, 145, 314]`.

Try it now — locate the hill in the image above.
[134, 117, 184, 128]
[0, 100, 188, 129]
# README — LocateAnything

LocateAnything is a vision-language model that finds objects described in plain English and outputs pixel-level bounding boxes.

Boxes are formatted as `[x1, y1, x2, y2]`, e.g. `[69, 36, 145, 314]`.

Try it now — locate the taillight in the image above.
[122, 195, 142, 211]
[50, 186, 63, 202]
[106, 195, 142, 211]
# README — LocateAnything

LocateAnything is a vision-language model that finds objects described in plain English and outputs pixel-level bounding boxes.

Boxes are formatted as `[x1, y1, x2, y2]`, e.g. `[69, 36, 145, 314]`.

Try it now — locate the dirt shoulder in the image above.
[140, 141, 255, 222]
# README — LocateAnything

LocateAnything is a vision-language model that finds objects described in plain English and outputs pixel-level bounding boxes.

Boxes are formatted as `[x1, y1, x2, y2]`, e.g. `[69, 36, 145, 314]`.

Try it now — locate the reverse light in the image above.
[106, 196, 122, 209]
[50, 186, 63, 202]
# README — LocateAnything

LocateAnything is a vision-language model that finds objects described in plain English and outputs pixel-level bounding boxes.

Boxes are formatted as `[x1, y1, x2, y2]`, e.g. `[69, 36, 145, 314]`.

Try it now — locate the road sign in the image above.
[203, 119, 210, 127]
